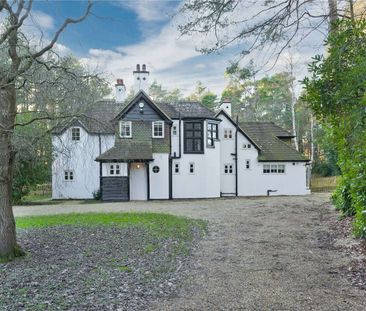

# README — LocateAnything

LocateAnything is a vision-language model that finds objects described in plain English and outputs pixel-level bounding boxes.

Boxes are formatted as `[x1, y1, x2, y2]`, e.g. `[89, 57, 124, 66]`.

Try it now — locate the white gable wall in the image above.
[218, 112, 309, 196]
[218, 116, 238, 195]
[172, 120, 220, 198]
[52, 126, 114, 199]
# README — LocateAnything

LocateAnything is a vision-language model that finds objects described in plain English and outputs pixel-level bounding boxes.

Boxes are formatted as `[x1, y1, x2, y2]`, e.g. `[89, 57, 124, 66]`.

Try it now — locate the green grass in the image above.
[16, 212, 207, 241]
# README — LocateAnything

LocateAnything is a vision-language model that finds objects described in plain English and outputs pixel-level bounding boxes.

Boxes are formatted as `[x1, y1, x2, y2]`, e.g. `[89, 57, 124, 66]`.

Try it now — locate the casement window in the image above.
[224, 164, 233, 174]
[172, 125, 177, 136]
[120, 121, 132, 138]
[263, 164, 285, 174]
[189, 162, 195, 174]
[224, 129, 233, 139]
[71, 127, 80, 141]
[184, 121, 203, 154]
[278, 164, 285, 173]
[174, 162, 180, 174]
[64, 170, 74, 181]
[263, 165, 271, 174]
[245, 160, 250, 169]
[152, 166, 160, 173]
[152, 121, 164, 138]
[207, 122, 218, 147]
[109, 164, 121, 175]
[242, 143, 252, 149]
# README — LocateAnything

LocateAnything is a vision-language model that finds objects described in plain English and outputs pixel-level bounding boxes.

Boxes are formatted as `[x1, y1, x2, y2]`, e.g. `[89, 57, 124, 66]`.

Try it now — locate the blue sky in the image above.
[25, 0, 325, 97]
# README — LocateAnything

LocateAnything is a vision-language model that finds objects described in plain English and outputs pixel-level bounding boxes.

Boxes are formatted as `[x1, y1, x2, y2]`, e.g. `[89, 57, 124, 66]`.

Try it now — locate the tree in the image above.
[302, 19, 366, 237]
[12, 56, 109, 203]
[149, 80, 183, 102]
[187, 81, 218, 109]
[0, 0, 93, 261]
[178, 1, 358, 63]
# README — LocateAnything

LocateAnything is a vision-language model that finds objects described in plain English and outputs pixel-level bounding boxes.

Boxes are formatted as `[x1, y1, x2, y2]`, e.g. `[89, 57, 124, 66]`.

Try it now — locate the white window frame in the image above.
[152, 121, 164, 138]
[245, 159, 251, 170]
[120, 121, 132, 138]
[189, 162, 195, 174]
[172, 125, 177, 136]
[173, 162, 180, 174]
[109, 164, 115, 175]
[263, 164, 286, 174]
[64, 170, 74, 181]
[247, 143, 252, 149]
[223, 128, 233, 139]
[71, 127, 80, 141]
[224, 163, 233, 174]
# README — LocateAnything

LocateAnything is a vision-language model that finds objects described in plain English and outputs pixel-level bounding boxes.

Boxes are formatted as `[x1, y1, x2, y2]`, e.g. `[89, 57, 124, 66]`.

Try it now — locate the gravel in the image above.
[0, 225, 202, 310]
[13, 194, 366, 310]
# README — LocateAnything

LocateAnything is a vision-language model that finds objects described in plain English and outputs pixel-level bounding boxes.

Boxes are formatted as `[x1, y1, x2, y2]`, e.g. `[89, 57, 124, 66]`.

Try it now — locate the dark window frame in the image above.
[207, 122, 218, 147]
[184, 121, 204, 154]
[71, 127, 80, 141]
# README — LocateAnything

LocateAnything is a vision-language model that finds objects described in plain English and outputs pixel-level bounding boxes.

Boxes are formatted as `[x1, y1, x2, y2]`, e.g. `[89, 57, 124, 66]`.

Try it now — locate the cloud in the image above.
[117, 0, 178, 22]
[29, 10, 55, 30]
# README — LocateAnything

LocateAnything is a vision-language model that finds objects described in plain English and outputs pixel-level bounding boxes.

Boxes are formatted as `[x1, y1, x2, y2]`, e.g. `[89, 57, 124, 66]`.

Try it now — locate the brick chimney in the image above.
[115, 79, 126, 103]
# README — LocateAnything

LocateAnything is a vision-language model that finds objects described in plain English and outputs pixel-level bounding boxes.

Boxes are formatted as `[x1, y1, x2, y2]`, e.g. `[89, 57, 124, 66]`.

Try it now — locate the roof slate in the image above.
[156, 101, 216, 119]
[52, 100, 125, 135]
[96, 140, 153, 162]
[239, 122, 308, 162]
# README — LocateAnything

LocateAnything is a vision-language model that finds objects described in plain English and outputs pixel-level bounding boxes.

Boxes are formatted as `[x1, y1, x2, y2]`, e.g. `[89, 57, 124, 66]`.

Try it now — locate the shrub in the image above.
[92, 189, 101, 200]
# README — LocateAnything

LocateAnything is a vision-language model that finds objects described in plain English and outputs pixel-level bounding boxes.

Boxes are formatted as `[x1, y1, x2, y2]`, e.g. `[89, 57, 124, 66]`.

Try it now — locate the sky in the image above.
[22, 0, 329, 97]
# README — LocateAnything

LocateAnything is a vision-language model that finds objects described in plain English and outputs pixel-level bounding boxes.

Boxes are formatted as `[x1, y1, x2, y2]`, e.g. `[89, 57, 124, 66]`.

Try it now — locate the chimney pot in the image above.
[142, 64, 146, 71]
[116, 79, 124, 86]
[136, 64, 140, 71]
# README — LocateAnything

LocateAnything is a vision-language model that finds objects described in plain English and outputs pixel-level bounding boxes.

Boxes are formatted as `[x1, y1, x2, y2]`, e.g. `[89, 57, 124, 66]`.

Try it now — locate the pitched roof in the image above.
[113, 91, 172, 123]
[239, 122, 309, 162]
[95, 140, 153, 162]
[52, 100, 123, 135]
[156, 101, 217, 119]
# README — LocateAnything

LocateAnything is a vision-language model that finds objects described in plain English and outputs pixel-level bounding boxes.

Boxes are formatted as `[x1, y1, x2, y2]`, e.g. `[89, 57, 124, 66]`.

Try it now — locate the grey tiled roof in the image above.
[52, 100, 125, 135]
[239, 122, 308, 162]
[156, 101, 216, 119]
[96, 140, 153, 162]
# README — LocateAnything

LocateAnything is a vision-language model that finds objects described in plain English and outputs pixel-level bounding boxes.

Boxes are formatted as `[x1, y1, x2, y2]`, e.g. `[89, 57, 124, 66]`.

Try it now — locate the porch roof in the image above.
[95, 141, 153, 162]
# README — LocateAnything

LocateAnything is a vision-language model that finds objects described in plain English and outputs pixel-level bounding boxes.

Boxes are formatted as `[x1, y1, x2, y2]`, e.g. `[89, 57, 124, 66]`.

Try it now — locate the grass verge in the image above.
[16, 212, 207, 242]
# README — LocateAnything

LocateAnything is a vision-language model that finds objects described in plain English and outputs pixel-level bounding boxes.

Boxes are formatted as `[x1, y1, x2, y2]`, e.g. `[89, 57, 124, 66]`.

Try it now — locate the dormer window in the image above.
[71, 127, 80, 141]
[152, 121, 164, 138]
[120, 121, 132, 138]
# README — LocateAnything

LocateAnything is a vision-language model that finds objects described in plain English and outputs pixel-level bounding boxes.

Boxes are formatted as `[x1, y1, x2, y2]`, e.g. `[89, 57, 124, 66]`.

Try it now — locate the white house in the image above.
[52, 64, 310, 201]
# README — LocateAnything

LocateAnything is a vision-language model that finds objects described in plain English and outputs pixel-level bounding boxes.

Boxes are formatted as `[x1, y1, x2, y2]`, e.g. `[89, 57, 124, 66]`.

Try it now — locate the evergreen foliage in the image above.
[303, 19, 366, 237]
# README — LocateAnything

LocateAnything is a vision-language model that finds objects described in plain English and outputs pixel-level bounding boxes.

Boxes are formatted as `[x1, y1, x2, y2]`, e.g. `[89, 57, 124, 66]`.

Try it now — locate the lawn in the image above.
[0, 212, 206, 310]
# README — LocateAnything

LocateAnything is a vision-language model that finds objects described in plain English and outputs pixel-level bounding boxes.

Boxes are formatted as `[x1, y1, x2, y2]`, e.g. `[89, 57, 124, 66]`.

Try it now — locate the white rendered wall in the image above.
[149, 153, 170, 199]
[52, 127, 114, 199]
[171, 120, 180, 157]
[172, 120, 221, 199]
[218, 113, 309, 196]
[101, 163, 128, 176]
[218, 116, 238, 195]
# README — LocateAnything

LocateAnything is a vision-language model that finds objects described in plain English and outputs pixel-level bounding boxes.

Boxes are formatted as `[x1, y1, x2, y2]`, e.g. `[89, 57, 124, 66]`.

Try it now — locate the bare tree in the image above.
[0, 0, 92, 261]
[178, 0, 357, 64]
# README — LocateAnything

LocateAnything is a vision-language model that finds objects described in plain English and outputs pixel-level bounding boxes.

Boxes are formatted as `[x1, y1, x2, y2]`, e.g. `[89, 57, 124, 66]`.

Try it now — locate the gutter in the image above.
[169, 113, 182, 199]
[98, 134, 103, 200]
[235, 115, 238, 197]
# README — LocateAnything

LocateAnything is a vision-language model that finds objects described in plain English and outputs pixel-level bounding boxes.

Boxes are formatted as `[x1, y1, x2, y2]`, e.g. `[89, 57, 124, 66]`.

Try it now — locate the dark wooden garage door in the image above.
[101, 176, 129, 201]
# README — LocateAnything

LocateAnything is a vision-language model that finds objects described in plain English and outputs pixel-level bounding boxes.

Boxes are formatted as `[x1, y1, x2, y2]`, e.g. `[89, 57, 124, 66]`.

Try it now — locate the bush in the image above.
[312, 161, 340, 177]
[92, 189, 101, 200]
[331, 178, 354, 216]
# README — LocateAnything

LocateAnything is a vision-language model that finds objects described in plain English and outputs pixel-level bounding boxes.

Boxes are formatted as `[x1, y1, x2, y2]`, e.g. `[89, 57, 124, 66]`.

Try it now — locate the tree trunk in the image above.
[0, 85, 21, 261]
[310, 115, 315, 163]
[328, 0, 338, 31]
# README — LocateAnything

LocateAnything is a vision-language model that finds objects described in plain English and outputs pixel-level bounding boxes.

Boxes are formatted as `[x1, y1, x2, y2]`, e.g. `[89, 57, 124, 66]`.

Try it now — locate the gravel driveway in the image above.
[14, 194, 366, 310]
